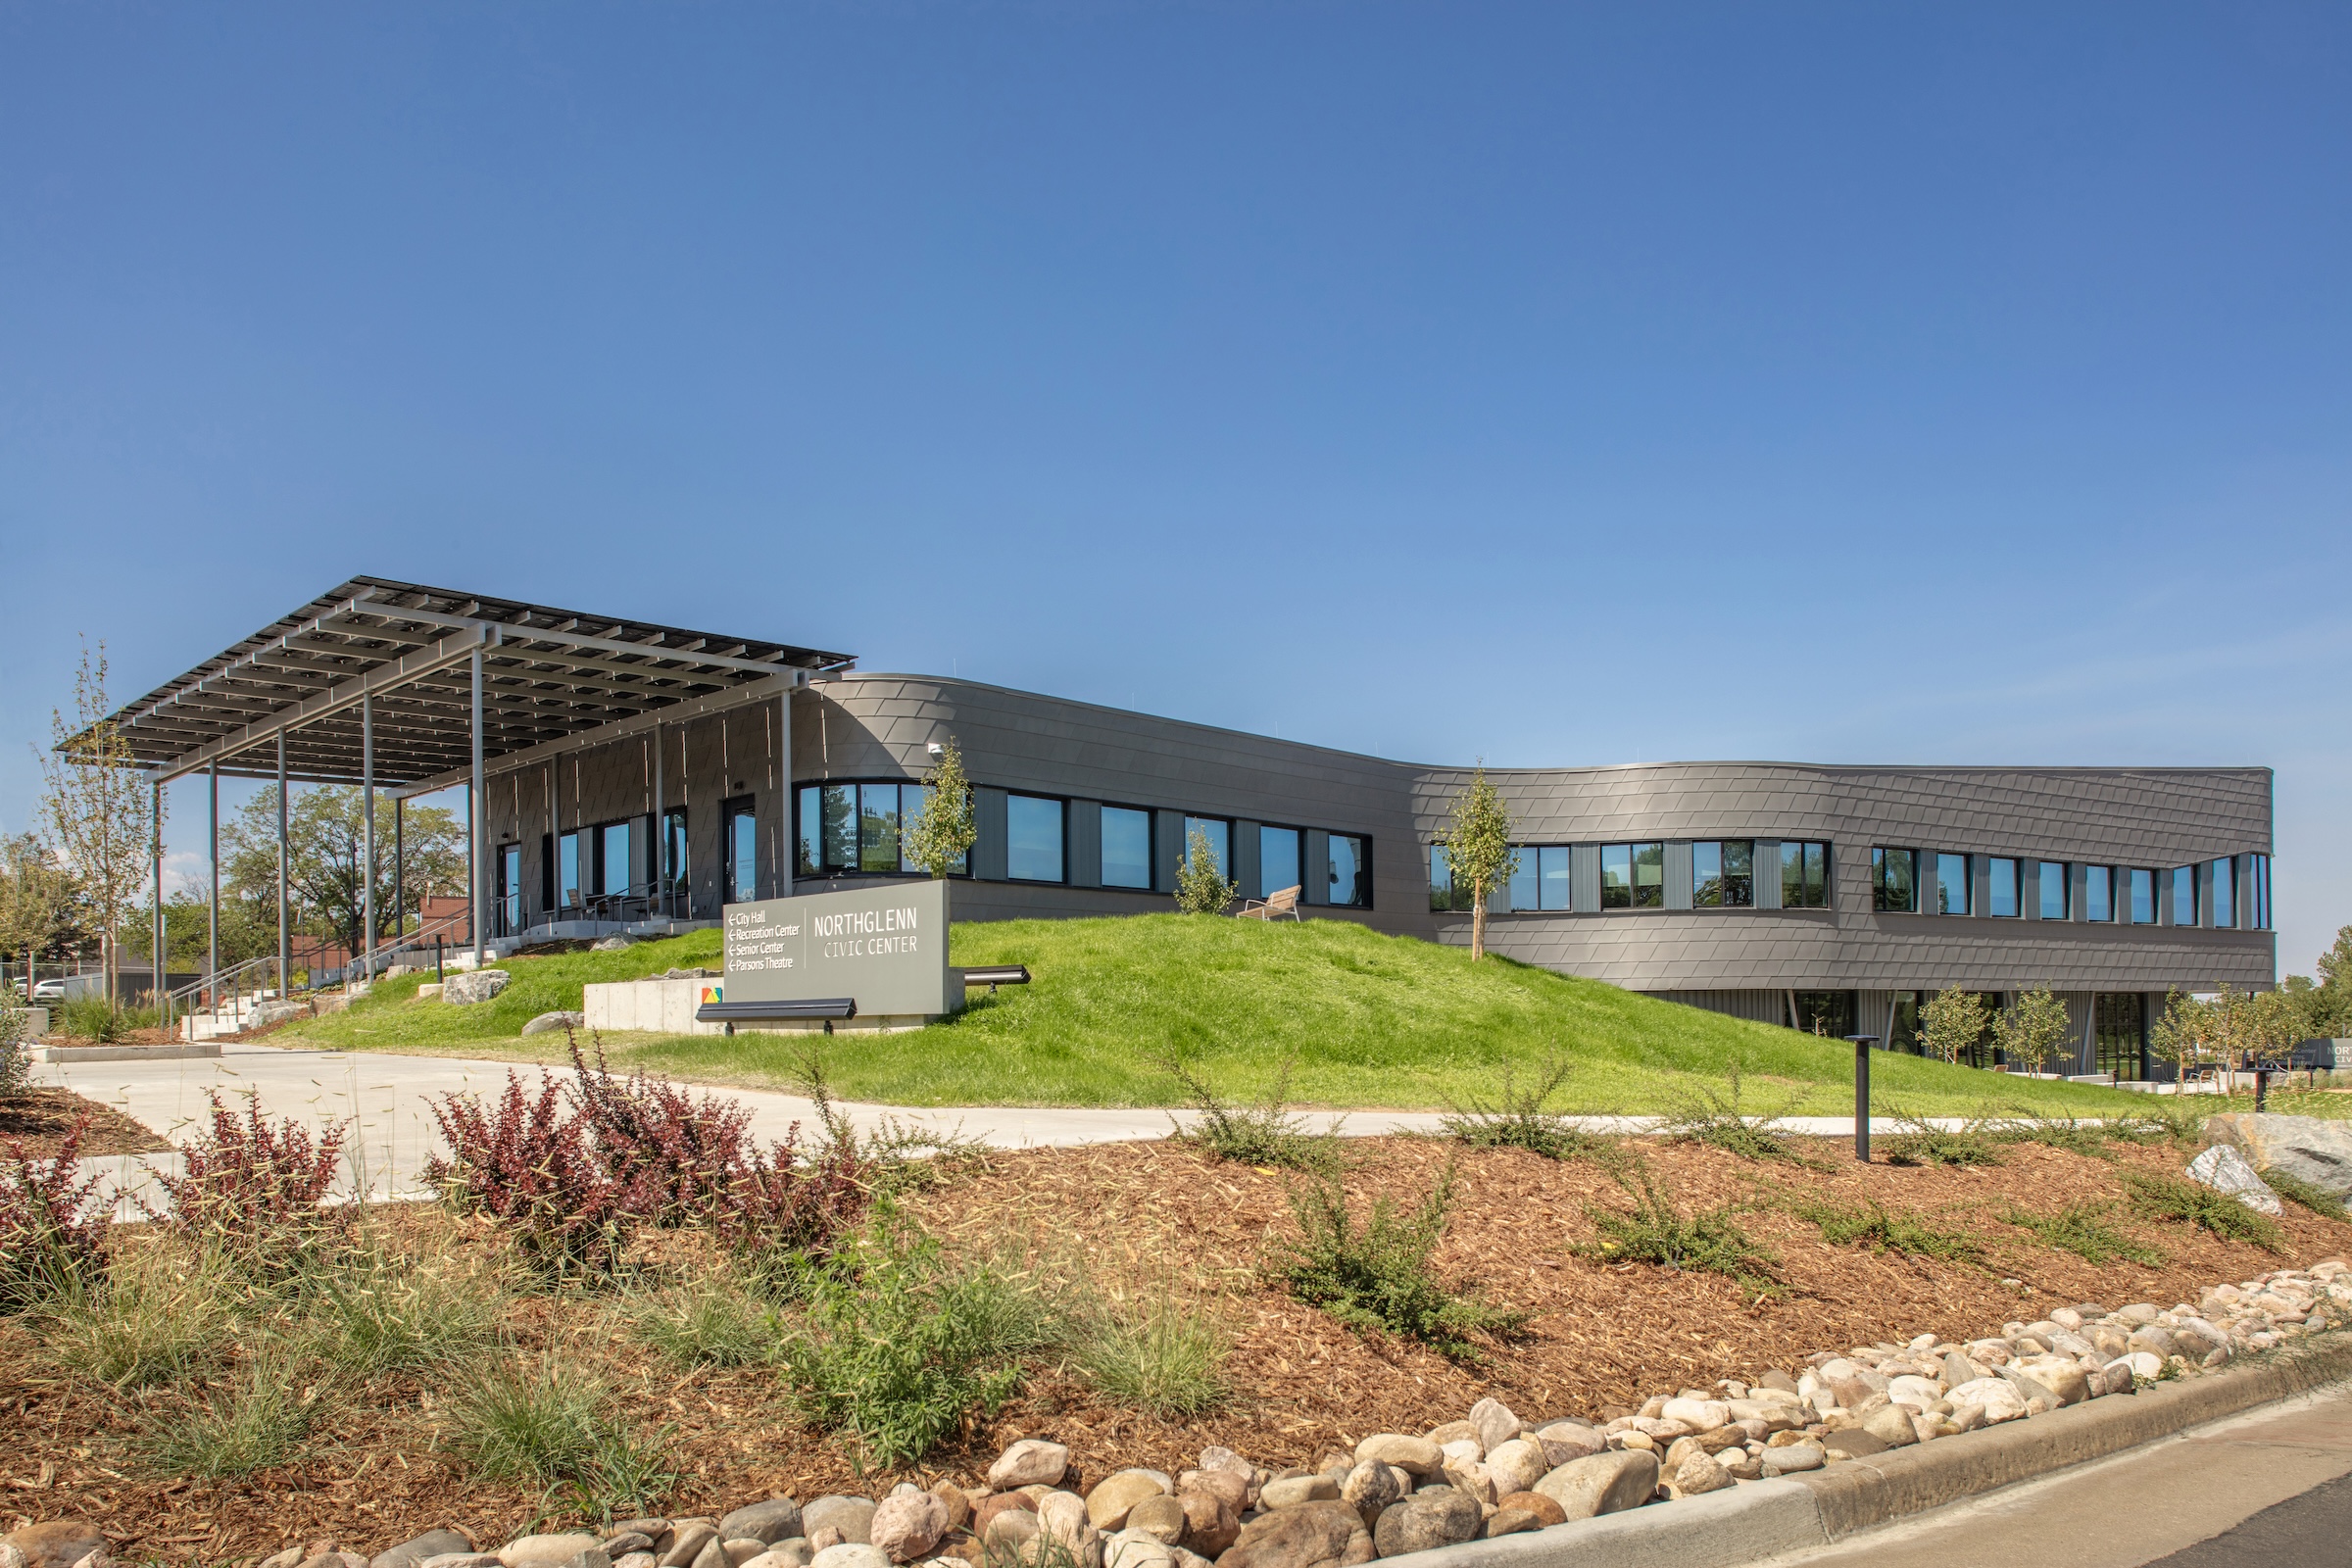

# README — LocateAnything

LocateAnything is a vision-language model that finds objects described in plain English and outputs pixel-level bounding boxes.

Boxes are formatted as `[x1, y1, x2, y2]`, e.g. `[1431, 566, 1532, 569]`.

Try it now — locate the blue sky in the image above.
[2, 2, 2346, 973]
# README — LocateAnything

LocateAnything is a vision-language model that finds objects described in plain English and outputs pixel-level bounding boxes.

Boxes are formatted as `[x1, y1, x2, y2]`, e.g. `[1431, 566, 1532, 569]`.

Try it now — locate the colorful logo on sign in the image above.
[700, 985, 723, 1005]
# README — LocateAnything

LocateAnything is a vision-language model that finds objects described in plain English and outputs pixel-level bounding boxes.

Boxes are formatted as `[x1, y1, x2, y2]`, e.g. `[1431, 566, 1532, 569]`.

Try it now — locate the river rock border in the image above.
[6, 1261, 2346, 1568]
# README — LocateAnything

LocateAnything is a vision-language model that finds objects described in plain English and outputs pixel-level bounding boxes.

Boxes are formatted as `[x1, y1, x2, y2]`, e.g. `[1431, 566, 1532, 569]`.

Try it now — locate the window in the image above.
[1872, 848, 1916, 913]
[2252, 854, 2272, 929]
[725, 797, 758, 905]
[1988, 858, 2020, 918]
[2129, 867, 2155, 925]
[1792, 991, 1855, 1039]
[1329, 834, 1367, 907]
[1783, 841, 1830, 908]
[2094, 994, 2143, 1080]
[1429, 846, 1476, 912]
[1102, 807, 1152, 890]
[2083, 865, 2114, 922]
[1005, 795, 1065, 882]
[2169, 865, 2196, 926]
[2039, 860, 2069, 920]
[1600, 843, 1664, 908]
[1538, 845, 1568, 910]
[1888, 991, 1924, 1054]
[858, 784, 902, 873]
[601, 820, 633, 899]
[559, 831, 582, 909]
[1508, 853, 1538, 912]
[1259, 825, 1301, 899]
[662, 808, 689, 898]
[1693, 841, 1754, 907]
[1935, 853, 1970, 915]
[2212, 858, 2234, 928]
[1184, 816, 1231, 879]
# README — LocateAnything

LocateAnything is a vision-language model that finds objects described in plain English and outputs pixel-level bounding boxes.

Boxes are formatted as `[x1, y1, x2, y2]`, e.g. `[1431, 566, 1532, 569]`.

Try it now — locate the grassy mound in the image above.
[283, 913, 2149, 1115]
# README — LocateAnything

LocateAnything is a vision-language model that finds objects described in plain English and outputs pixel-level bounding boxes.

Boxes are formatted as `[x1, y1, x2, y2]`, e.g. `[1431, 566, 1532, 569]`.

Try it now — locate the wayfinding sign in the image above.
[720, 878, 961, 1017]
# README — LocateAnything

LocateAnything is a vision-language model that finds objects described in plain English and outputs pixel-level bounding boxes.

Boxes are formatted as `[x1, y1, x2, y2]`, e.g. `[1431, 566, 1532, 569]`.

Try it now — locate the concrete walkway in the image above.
[36, 1042, 1979, 1207]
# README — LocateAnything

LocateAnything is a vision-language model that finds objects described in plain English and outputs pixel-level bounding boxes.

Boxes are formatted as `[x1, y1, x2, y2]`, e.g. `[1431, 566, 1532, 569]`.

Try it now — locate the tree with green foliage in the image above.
[1437, 765, 1517, 960]
[0, 833, 86, 990]
[902, 739, 976, 879]
[218, 786, 464, 960]
[38, 640, 154, 1000]
[1992, 985, 2075, 1075]
[2281, 925, 2352, 1040]
[1918, 988, 1990, 1066]
[2150, 988, 2213, 1081]
[1174, 827, 1236, 914]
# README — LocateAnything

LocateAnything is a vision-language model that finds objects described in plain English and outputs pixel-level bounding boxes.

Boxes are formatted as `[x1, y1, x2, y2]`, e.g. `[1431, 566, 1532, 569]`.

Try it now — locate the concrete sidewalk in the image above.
[35, 1041, 1998, 1206]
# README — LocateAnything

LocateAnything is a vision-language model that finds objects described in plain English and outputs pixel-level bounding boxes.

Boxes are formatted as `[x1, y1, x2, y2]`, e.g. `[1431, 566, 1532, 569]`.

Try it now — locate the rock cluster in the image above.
[10, 1265, 2350, 1568]
[440, 969, 510, 1005]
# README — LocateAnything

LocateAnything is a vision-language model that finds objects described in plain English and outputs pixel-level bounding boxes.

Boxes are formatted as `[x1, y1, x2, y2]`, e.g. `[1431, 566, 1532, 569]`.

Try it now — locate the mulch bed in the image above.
[4, 1134, 2347, 1563]
[0, 1089, 173, 1159]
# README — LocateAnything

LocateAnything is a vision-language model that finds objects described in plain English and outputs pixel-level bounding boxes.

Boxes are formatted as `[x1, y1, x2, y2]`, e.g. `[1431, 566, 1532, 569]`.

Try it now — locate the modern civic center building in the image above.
[105, 579, 2277, 1079]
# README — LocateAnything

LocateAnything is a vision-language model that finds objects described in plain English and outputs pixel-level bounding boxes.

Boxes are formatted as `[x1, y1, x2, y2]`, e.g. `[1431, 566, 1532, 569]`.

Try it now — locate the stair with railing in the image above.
[169, 956, 287, 1042]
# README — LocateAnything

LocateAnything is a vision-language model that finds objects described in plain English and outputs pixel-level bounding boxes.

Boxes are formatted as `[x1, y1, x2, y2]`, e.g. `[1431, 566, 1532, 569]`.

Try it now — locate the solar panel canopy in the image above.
[92, 577, 854, 788]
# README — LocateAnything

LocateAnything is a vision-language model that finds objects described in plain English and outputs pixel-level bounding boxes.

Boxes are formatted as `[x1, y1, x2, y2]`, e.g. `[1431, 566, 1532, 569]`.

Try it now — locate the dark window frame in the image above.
[1599, 843, 1666, 909]
[1255, 821, 1306, 901]
[1098, 803, 1155, 892]
[1692, 840, 1756, 908]
[1871, 847, 1917, 913]
[1935, 852, 1971, 916]
[1782, 840, 1831, 908]
[722, 794, 759, 906]
[795, 779, 968, 880]
[1987, 857, 2021, 918]
[1004, 791, 1068, 885]
[1327, 831, 1372, 909]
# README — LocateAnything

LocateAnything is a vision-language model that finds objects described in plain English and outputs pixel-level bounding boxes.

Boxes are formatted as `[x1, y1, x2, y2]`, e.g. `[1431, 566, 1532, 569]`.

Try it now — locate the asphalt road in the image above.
[1758, 1383, 2352, 1568]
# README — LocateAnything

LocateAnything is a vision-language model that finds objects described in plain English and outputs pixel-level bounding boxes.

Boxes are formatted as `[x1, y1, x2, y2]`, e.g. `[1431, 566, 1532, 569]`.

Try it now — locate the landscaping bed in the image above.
[0, 1087, 172, 1158]
[4, 1095, 2348, 1565]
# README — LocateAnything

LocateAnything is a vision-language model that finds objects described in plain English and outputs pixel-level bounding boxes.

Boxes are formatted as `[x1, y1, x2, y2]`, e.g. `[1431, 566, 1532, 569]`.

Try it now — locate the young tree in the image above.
[1992, 985, 2075, 1076]
[37, 640, 155, 1000]
[1437, 765, 1517, 960]
[2150, 989, 2213, 1084]
[1173, 827, 1236, 915]
[0, 833, 86, 993]
[902, 738, 977, 880]
[1918, 988, 1990, 1065]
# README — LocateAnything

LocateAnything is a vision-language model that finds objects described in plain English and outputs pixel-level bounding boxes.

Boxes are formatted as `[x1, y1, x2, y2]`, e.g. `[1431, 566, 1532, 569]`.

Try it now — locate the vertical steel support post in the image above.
[151, 777, 165, 1021]
[778, 682, 794, 899]
[208, 760, 220, 1010]
[276, 732, 289, 996]
[394, 798, 405, 947]
[362, 694, 375, 981]
[470, 648, 485, 966]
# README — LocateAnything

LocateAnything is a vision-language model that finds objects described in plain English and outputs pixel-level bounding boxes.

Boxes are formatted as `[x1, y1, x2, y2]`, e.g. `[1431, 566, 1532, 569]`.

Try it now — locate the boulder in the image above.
[1371, 1492, 1482, 1557]
[2186, 1145, 2284, 1216]
[802, 1502, 876, 1548]
[1823, 1428, 1889, 1459]
[1173, 1491, 1239, 1557]
[991, 1442, 1072, 1490]
[1659, 1396, 1731, 1432]
[1254, 1477, 1337, 1510]
[3, 1523, 109, 1568]
[501, 1541, 604, 1568]
[2016, 1355, 2091, 1407]
[1088, 1473, 1172, 1531]
[592, 935, 640, 952]
[1492, 1494, 1565, 1530]
[374, 1534, 474, 1568]
[1122, 1498, 1187, 1546]
[1531, 1421, 1606, 1465]
[1352, 1435, 1442, 1477]
[661, 1527, 719, 1568]
[1671, 1450, 1735, 1496]
[808, 1550, 888, 1568]
[1336, 1463, 1401, 1527]
[1467, 1397, 1522, 1453]
[1862, 1406, 1921, 1447]
[1218, 1501, 1375, 1568]
[2122, 1351, 2163, 1382]
[869, 1495, 949, 1564]
[982, 1514, 1039, 1556]
[520, 1010, 585, 1037]
[1178, 1471, 1250, 1514]
[720, 1506, 805, 1548]
[442, 969, 511, 1005]
[1035, 1493, 1102, 1565]
[1760, 1443, 1825, 1476]
[1533, 1451, 1659, 1521]
[2207, 1114, 2352, 1204]
[1481, 1438, 1547, 1495]
[1102, 1533, 1172, 1568]
[1947, 1377, 2030, 1424]
[252, 999, 314, 1027]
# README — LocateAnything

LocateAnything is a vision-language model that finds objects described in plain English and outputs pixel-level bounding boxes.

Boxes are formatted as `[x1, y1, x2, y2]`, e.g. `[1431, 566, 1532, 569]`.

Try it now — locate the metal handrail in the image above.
[164, 954, 284, 1032]
[343, 906, 472, 983]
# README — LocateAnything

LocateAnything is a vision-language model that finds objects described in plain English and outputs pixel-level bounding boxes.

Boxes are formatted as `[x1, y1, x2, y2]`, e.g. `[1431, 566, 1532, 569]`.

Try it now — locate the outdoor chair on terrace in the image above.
[1236, 885, 1302, 921]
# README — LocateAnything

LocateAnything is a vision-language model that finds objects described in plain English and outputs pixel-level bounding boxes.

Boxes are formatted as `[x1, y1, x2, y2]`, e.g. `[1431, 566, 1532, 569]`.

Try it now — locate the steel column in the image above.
[362, 693, 375, 981]
[208, 760, 220, 1009]
[778, 685, 793, 899]
[394, 798, 405, 946]
[151, 777, 164, 1014]
[276, 733, 289, 996]
[470, 648, 484, 965]
[653, 719, 665, 919]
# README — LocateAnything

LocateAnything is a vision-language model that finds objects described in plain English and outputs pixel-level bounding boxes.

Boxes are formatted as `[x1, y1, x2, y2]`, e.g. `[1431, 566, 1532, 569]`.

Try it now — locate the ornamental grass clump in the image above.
[2124, 1170, 2289, 1253]
[1582, 1163, 1780, 1298]
[1789, 1195, 1985, 1268]
[1877, 1109, 2007, 1168]
[1657, 1063, 1809, 1163]
[1158, 1050, 1342, 1174]
[445, 1355, 680, 1520]
[0, 1114, 112, 1313]
[1999, 1200, 2168, 1266]
[1441, 1055, 1615, 1163]
[1278, 1160, 1525, 1361]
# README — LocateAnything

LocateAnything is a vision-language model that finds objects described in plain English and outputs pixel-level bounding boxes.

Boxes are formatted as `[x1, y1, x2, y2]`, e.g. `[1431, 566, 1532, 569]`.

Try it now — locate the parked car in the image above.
[30, 978, 68, 1001]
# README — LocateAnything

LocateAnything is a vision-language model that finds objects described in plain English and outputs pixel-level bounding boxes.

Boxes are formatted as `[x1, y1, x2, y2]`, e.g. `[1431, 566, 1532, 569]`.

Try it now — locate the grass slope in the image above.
[284, 913, 2150, 1115]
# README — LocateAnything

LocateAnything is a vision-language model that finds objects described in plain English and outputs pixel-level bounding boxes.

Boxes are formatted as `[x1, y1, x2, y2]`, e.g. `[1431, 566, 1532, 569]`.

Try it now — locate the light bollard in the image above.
[1847, 1034, 1883, 1162]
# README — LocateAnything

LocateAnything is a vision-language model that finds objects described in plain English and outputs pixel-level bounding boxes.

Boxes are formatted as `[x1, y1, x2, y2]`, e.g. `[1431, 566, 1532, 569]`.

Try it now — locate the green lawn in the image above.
[276, 913, 2164, 1115]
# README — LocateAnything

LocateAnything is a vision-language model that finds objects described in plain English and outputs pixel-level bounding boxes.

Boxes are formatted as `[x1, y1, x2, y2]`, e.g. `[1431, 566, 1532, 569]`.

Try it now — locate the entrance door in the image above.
[723, 796, 759, 905]
[2094, 994, 2144, 1080]
[498, 845, 521, 936]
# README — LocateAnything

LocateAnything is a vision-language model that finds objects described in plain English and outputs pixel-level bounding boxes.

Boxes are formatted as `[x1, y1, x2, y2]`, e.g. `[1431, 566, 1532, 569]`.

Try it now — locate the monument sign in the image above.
[720, 878, 962, 1017]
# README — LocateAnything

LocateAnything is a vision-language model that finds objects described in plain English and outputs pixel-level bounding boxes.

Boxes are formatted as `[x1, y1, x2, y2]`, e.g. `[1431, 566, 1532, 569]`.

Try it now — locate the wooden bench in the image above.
[1236, 885, 1302, 921]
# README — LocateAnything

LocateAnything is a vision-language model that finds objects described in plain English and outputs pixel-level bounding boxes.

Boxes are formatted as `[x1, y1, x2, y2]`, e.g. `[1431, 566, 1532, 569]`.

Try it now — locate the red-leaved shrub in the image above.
[719, 1124, 870, 1279]
[0, 1115, 113, 1311]
[424, 1068, 655, 1278]
[567, 1039, 754, 1225]
[147, 1091, 349, 1265]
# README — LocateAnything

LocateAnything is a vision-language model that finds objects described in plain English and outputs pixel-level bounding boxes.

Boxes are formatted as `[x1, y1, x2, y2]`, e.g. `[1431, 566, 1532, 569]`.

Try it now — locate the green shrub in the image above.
[1999, 1201, 2167, 1266]
[2258, 1167, 2350, 1221]
[1158, 1052, 1341, 1173]
[629, 1283, 783, 1369]
[43, 1244, 239, 1390]
[780, 1211, 1056, 1468]
[1070, 1285, 1229, 1418]
[1878, 1111, 2007, 1168]
[56, 995, 157, 1043]
[1277, 1161, 1525, 1360]
[2123, 1171, 2290, 1253]
[2108, 1102, 2210, 1147]
[1583, 1164, 1780, 1297]
[445, 1356, 678, 1520]
[1994, 1110, 2115, 1159]
[1790, 1196, 1984, 1267]
[1441, 1056, 1614, 1162]
[298, 1242, 504, 1382]
[0, 1114, 113, 1314]
[143, 1345, 321, 1478]
[1657, 1064, 1810, 1163]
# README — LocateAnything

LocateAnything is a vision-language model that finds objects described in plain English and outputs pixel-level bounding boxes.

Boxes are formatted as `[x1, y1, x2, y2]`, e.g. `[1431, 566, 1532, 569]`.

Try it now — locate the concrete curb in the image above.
[42, 1043, 222, 1062]
[1383, 1335, 2352, 1568]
